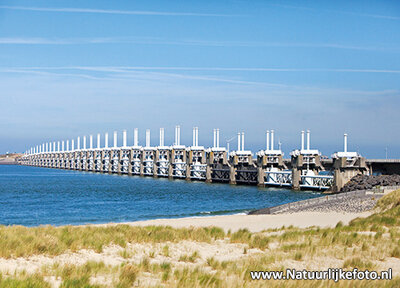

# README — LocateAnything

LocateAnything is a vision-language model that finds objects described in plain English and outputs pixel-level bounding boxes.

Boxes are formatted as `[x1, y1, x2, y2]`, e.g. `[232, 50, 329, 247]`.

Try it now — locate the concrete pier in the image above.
[331, 134, 368, 192]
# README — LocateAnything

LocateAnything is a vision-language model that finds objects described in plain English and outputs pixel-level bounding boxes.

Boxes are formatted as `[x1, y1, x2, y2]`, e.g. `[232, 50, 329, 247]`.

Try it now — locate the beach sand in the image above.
[2, 210, 399, 287]
[102, 211, 372, 232]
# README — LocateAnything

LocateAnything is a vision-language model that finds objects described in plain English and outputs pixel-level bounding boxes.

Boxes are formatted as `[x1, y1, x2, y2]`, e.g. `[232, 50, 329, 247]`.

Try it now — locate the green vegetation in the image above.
[117, 264, 138, 288]
[0, 273, 50, 288]
[179, 251, 200, 263]
[0, 189, 399, 287]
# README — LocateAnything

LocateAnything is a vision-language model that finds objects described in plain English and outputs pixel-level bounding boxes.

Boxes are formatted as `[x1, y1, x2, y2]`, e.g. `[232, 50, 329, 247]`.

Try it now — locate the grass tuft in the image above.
[391, 247, 400, 258]
[343, 257, 374, 270]
[179, 251, 200, 263]
[0, 273, 51, 288]
[118, 264, 138, 288]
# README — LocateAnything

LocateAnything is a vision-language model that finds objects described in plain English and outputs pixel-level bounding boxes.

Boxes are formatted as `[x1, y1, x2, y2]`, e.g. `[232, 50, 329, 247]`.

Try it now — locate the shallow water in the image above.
[0, 165, 320, 226]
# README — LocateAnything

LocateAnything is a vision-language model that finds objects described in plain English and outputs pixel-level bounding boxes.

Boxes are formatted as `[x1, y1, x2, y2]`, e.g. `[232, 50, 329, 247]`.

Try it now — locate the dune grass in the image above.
[0, 273, 50, 288]
[0, 189, 399, 287]
[0, 225, 226, 258]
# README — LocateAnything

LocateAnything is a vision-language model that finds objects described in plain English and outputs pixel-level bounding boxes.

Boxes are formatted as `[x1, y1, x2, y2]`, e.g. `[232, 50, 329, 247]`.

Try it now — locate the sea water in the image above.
[0, 165, 320, 226]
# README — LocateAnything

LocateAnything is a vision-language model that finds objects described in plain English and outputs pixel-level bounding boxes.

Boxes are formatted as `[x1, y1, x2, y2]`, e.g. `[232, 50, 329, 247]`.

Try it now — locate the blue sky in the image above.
[0, 0, 399, 158]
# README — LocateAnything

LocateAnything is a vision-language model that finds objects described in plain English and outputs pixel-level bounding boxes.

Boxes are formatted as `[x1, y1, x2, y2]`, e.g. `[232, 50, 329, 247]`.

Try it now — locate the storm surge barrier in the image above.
[20, 127, 400, 192]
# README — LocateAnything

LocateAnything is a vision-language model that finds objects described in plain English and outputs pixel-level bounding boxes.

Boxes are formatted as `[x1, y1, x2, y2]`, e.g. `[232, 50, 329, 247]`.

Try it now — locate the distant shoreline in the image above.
[0, 161, 18, 165]
[0, 154, 19, 165]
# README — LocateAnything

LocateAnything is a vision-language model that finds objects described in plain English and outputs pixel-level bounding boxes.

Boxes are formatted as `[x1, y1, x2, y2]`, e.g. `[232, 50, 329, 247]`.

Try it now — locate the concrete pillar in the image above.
[292, 167, 301, 190]
[229, 165, 237, 185]
[84, 151, 89, 171]
[333, 169, 344, 192]
[74, 151, 78, 170]
[290, 154, 303, 190]
[270, 130, 274, 151]
[159, 128, 164, 146]
[332, 157, 368, 192]
[177, 126, 181, 145]
[213, 129, 216, 148]
[175, 126, 177, 145]
[113, 131, 117, 148]
[76, 151, 81, 171]
[123, 130, 127, 147]
[95, 150, 100, 172]
[196, 127, 199, 146]
[90, 135, 93, 149]
[100, 150, 105, 173]
[186, 161, 191, 181]
[105, 133, 109, 149]
[128, 149, 133, 176]
[146, 129, 150, 147]
[117, 150, 122, 174]
[81, 150, 85, 171]
[108, 150, 113, 173]
[153, 150, 158, 178]
[169, 149, 174, 179]
[66, 151, 70, 170]
[140, 151, 144, 176]
[201, 151, 206, 164]
[206, 165, 212, 183]
[257, 167, 265, 187]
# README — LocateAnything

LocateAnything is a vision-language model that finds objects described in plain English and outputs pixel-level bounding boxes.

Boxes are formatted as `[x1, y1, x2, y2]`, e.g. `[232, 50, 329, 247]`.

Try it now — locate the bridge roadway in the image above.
[282, 158, 400, 175]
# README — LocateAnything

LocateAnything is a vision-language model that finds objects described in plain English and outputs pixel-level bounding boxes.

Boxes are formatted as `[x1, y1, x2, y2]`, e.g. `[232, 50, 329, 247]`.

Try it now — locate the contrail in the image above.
[0, 37, 393, 52]
[3, 66, 400, 74]
[0, 5, 237, 17]
[269, 3, 400, 21]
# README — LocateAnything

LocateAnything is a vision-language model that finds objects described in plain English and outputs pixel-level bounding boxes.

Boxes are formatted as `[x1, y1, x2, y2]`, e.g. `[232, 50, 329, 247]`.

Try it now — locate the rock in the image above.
[341, 174, 400, 192]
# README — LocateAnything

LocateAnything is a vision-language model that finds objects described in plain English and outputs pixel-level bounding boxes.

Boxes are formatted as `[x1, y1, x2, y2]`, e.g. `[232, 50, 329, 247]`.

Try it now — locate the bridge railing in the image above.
[264, 171, 292, 187]
[300, 175, 334, 190]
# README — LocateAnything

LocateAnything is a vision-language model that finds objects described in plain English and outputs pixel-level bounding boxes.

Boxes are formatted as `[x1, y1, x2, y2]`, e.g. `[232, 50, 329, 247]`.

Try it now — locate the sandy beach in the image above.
[1, 206, 399, 287]
[115, 211, 372, 232]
